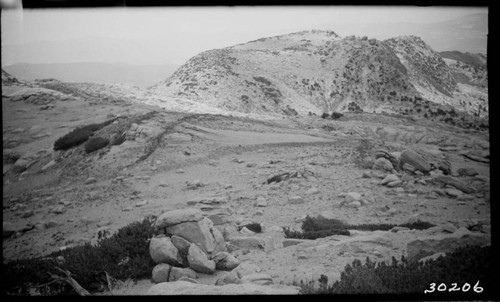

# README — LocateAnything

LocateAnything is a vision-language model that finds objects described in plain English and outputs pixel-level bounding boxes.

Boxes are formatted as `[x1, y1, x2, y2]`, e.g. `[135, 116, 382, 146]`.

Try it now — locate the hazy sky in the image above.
[1, 6, 488, 65]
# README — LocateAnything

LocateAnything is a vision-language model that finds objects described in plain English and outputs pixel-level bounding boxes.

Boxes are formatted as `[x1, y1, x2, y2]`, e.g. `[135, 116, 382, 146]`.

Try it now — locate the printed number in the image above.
[449, 283, 460, 292]
[424, 283, 436, 294]
[473, 280, 484, 293]
[462, 283, 471, 292]
[426, 281, 483, 294]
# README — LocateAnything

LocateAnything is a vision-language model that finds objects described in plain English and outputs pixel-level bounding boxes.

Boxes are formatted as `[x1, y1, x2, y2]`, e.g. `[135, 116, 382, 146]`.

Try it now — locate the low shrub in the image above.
[84, 137, 109, 153]
[111, 132, 126, 146]
[53, 119, 115, 151]
[3, 216, 157, 295]
[284, 215, 435, 239]
[298, 245, 492, 295]
[53, 128, 94, 151]
[353, 139, 375, 169]
[331, 112, 344, 119]
[321, 112, 330, 119]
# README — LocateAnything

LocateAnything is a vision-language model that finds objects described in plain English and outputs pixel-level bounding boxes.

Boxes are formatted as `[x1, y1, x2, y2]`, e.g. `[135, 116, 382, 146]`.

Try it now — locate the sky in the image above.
[1, 5, 489, 66]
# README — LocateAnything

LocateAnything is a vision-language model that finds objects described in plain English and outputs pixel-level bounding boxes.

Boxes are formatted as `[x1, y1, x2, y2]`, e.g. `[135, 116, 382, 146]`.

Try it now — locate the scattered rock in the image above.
[212, 251, 241, 271]
[386, 180, 402, 187]
[187, 243, 216, 274]
[380, 174, 399, 185]
[154, 208, 203, 229]
[229, 237, 265, 250]
[430, 175, 475, 194]
[254, 196, 268, 207]
[288, 196, 304, 204]
[438, 160, 451, 175]
[166, 218, 221, 255]
[12, 158, 29, 174]
[457, 167, 478, 177]
[84, 177, 97, 185]
[149, 236, 182, 266]
[53, 206, 66, 214]
[152, 263, 172, 283]
[399, 149, 431, 173]
[372, 157, 394, 172]
[444, 188, 463, 198]
[169, 267, 198, 282]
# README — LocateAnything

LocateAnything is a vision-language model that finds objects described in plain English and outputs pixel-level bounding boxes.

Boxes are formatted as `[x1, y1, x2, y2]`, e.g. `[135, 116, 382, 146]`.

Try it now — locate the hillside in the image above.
[151, 30, 488, 126]
[439, 51, 488, 89]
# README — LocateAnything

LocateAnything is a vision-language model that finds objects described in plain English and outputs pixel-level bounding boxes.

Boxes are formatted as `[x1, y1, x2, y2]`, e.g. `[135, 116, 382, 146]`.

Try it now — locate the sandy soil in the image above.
[2, 86, 490, 295]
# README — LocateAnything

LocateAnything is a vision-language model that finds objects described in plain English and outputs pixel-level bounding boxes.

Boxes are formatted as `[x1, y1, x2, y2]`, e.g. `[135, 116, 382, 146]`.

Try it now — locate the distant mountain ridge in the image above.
[151, 30, 487, 121]
[3, 62, 179, 88]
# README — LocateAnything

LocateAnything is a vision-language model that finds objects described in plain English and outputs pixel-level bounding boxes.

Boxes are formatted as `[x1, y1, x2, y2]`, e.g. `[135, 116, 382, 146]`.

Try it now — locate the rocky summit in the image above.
[2, 29, 490, 296]
[151, 30, 487, 126]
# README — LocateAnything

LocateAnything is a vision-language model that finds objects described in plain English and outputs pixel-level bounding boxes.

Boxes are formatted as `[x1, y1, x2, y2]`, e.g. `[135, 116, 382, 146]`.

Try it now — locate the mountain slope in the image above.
[151, 30, 487, 123]
[439, 51, 488, 88]
[152, 30, 421, 117]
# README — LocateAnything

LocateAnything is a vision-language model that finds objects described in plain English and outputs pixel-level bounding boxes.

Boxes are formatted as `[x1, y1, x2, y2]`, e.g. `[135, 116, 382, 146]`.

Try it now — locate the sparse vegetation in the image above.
[353, 139, 375, 169]
[283, 215, 435, 240]
[54, 128, 94, 151]
[84, 137, 110, 153]
[4, 216, 157, 295]
[53, 119, 115, 151]
[297, 245, 492, 295]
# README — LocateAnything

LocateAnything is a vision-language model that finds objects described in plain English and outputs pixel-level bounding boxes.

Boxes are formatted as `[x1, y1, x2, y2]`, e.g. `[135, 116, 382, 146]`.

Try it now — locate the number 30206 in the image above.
[424, 281, 483, 293]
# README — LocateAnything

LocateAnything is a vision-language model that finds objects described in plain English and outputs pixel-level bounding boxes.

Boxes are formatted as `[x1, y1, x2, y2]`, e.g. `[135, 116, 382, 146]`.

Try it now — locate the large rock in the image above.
[171, 235, 192, 266]
[169, 267, 198, 282]
[229, 237, 266, 250]
[380, 174, 399, 185]
[210, 226, 228, 254]
[146, 281, 301, 295]
[406, 229, 491, 262]
[212, 252, 240, 271]
[166, 218, 216, 254]
[430, 175, 476, 194]
[149, 236, 182, 266]
[152, 263, 172, 283]
[12, 158, 29, 174]
[154, 208, 203, 230]
[187, 243, 216, 274]
[399, 149, 431, 173]
[375, 150, 400, 171]
[372, 157, 394, 172]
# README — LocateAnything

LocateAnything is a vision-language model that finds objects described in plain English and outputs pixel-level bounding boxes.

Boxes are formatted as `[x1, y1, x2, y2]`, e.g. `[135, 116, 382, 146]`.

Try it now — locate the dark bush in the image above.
[253, 76, 272, 86]
[3, 216, 157, 295]
[298, 245, 492, 295]
[331, 112, 344, 119]
[284, 215, 435, 239]
[111, 132, 126, 146]
[54, 128, 94, 151]
[84, 137, 109, 153]
[321, 112, 330, 119]
[53, 119, 115, 151]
